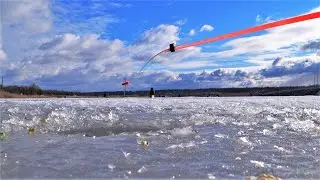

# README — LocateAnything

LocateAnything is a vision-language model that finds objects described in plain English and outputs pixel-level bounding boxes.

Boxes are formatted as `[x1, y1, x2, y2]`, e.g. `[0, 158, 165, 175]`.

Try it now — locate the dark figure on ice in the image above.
[149, 88, 155, 98]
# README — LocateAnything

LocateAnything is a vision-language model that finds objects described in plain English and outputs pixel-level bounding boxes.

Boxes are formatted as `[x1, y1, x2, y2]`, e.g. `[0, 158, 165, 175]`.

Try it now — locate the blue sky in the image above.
[0, 0, 319, 91]
[52, 1, 318, 42]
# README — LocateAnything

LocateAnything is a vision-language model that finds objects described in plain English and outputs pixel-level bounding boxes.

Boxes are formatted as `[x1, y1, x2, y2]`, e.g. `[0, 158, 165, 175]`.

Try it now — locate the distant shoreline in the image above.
[0, 91, 52, 98]
[79, 85, 320, 97]
[1, 85, 319, 98]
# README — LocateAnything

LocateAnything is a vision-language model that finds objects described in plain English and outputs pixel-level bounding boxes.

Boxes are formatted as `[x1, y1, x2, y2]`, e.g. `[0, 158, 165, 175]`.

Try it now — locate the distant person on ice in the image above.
[149, 88, 155, 98]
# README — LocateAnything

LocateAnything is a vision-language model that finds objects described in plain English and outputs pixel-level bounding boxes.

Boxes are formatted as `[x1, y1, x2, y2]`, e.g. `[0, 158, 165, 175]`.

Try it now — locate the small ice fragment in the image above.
[276, 165, 283, 169]
[147, 132, 158, 136]
[208, 173, 216, 179]
[262, 129, 271, 135]
[250, 160, 265, 167]
[266, 116, 277, 121]
[108, 164, 115, 172]
[272, 123, 282, 129]
[185, 142, 195, 147]
[167, 142, 195, 149]
[239, 137, 252, 145]
[200, 140, 208, 144]
[127, 171, 131, 175]
[108, 111, 113, 119]
[137, 166, 147, 173]
[274, 145, 285, 152]
[170, 126, 196, 136]
[235, 157, 241, 160]
[121, 149, 131, 158]
[214, 134, 225, 138]
[246, 176, 258, 180]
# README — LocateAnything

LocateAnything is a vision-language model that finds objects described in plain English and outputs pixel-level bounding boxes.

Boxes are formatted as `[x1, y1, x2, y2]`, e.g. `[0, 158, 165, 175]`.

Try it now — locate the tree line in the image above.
[0, 84, 319, 97]
[1, 84, 79, 96]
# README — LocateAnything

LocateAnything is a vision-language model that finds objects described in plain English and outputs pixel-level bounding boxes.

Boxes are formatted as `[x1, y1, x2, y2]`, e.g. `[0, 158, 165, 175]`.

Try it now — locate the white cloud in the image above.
[1, 0, 53, 68]
[245, 49, 295, 67]
[0, 26, 6, 61]
[207, 6, 320, 69]
[0, 49, 7, 61]
[53, 1, 119, 36]
[4, 32, 320, 91]
[175, 19, 187, 26]
[2, 0, 199, 86]
[20, 33, 132, 79]
[129, 24, 201, 66]
[108, 2, 132, 8]
[200, 24, 214, 32]
[4, 0, 52, 33]
[188, 29, 196, 36]
[0, 14, 5, 61]
[301, 40, 320, 51]
[167, 60, 214, 70]
[2, 1, 320, 91]
[136, 24, 180, 46]
[256, 15, 263, 23]
[260, 54, 320, 78]
[127, 55, 320, 90]
[3, 23, 201, 89]
[256, 14, 273, 24]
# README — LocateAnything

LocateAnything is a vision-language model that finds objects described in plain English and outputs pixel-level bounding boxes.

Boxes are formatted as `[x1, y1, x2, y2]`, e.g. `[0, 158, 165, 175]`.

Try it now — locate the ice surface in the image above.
[0, 96, 320, 178]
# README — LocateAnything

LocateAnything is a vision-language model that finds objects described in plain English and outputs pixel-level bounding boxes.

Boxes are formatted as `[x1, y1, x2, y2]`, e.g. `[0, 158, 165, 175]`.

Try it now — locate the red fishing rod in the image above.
[124, 11, 320, 88]
[166, 11, 320, 52]
[141, 11, 320, 72]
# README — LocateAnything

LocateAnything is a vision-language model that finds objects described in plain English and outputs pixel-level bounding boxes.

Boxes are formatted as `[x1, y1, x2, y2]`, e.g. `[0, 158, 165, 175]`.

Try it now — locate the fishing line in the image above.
[121, 50, 165, 91]
[138, 50, 167, 73]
